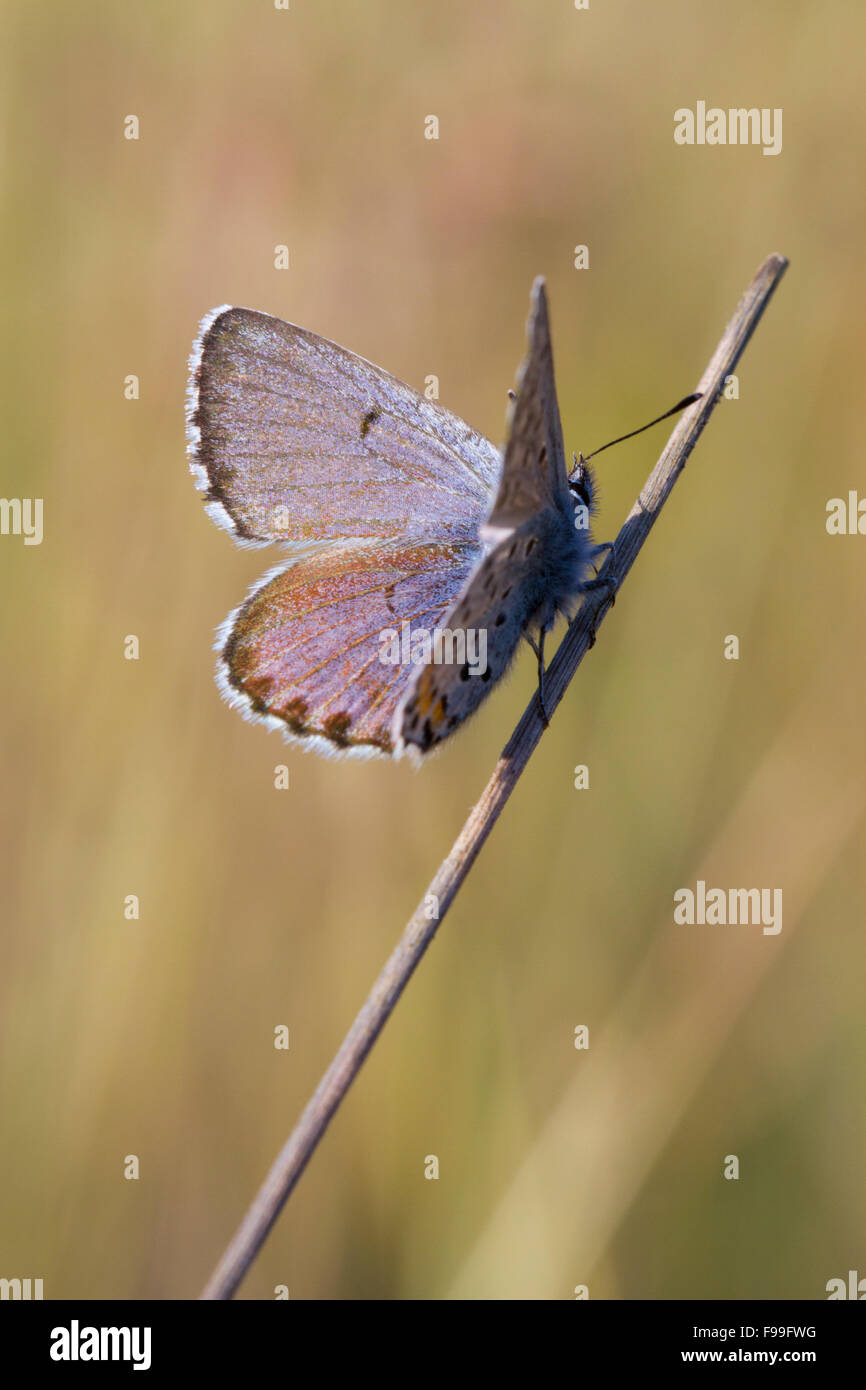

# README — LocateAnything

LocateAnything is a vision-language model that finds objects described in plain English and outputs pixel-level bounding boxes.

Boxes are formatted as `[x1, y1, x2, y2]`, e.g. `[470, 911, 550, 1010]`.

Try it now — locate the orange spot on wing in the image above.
[413, 673, 437, 717]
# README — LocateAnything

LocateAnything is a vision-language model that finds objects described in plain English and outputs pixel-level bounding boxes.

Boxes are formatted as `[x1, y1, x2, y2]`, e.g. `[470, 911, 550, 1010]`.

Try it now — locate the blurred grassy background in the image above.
[0, 0, 864, 1300]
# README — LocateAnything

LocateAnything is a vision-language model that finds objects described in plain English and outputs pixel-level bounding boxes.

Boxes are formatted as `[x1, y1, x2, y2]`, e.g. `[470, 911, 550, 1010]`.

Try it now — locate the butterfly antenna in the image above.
[582, 392, 702, 463]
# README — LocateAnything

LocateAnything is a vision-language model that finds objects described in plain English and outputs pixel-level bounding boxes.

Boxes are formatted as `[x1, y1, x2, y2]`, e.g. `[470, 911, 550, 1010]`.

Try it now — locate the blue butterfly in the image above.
[186, 279, 609, 758]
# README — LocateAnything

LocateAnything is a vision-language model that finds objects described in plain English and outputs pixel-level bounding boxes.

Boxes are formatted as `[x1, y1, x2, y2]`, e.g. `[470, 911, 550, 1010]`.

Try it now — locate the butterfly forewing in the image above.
[481, 278, 571, 540]
[187, 307, 499, 549]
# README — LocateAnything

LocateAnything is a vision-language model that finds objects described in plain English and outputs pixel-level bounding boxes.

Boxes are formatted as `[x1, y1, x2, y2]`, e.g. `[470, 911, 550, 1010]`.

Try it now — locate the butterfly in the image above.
[186, 279, 611, 760]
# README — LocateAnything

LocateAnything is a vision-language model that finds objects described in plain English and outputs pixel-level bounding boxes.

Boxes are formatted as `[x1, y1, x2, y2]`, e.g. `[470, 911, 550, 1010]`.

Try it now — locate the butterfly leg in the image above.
[589, 540, 616, 575]
[581, 563, 619, 647]
[525, 630, 550, 727]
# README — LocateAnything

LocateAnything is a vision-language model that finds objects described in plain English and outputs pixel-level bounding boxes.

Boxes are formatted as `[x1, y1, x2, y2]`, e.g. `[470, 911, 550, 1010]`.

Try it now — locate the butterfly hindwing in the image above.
[187, 306, 500, 550]
[395, 512, 578, 754]
[218, 540, 482, 757]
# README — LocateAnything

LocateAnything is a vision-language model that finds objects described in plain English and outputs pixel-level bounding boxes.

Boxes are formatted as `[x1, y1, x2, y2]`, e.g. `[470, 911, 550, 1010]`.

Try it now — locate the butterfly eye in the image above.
[568, 456, 595, 512]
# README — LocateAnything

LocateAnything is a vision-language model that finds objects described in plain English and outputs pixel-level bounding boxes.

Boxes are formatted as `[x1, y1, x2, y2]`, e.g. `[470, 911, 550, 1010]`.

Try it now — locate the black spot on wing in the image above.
[323, 711, 352, 746]
[360, 407, 381, 438]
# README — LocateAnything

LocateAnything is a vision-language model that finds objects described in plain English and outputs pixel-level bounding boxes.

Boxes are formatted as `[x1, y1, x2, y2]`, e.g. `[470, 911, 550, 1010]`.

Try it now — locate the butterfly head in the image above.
[567, 452, 597, 517]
